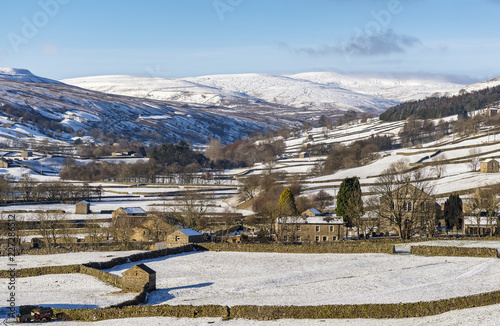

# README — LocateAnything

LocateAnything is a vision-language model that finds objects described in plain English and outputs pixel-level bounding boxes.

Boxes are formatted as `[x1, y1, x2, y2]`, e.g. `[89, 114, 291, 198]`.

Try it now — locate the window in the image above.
[283, 236, 288, 242]
[407, 201, 412, 212]
[175, 236, 181, 241]
[296, 236, 301, 242]
[403, 201, 407, 211]
[296, 225, 301, 231]
[323, 236, 327, 241]
[420, 202, 425, 211]
[316, 226, 320, 232]
[315, 236, 320, 242]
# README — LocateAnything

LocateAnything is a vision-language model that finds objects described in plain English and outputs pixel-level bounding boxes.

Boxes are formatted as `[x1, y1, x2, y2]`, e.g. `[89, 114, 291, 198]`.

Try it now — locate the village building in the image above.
[485, 108, 498, 117]
[75, 200, 90, 214]
[0, 158, 10, 168]
[165, 228, 205, 246]
[122, 264, 156, 292]
[480, 159, 499, 173]
[130, 217, 175, 242]
[275, 209, 345, 243]
[378, 184, 439, 238]
[21, 150, 33, 158]
[112, 207, 147, 222]
[463, 214, 498, 236]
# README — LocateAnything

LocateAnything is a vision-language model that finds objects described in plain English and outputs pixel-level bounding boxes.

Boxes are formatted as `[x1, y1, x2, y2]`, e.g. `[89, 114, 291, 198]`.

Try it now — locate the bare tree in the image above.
[174, 191, 213, 230]
[85, 214, 103, 248]
[468, 148, 482, 172]
[431, 153, 447, 178]
[370, 160, 436, 239]
[238, 175, 261, 202]
[313, 190, 334, 210]
[468, 187, 500, 236]
[35, 211, 66, 250]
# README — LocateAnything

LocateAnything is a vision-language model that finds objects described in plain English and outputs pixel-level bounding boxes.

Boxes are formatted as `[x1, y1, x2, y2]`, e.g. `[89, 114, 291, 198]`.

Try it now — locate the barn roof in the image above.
[122, 207, 146, 214]
[179, 228, 203, 236]
[130, 263, 155, 274]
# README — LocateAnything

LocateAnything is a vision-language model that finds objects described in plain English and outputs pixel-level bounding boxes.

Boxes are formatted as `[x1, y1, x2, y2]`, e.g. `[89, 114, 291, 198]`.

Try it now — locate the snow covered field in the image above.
[396, 240, 500, 253]
[103, 251, 500, 306]
[0, 273, 134, 311]
[0, 250, 145, 270]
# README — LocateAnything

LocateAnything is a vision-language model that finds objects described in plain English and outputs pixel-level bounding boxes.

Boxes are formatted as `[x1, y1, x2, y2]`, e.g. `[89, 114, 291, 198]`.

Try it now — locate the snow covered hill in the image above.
[0, 69, 263, 145]
[289, 72, 464, 102]
[459, 76, 500, 94]
[63, 72, 466, 117]
[0, 67, 61, 84]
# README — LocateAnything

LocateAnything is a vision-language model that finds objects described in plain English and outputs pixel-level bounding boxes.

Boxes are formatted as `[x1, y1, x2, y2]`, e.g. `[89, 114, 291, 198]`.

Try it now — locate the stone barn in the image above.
[166, 229, 204, 246]
[122, 264, 156, 292]
[480, 159, 499, 173]
[112, 207, 147, 223]
[0, 158, 10, 168]
[75, 200, 90, 214]
[21, 151, 33, 158]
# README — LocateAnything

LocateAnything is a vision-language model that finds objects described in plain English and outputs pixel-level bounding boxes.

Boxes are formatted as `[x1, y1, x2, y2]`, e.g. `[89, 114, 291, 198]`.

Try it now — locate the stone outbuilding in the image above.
[21, 150, 33, 158]
[75, 200, 90, 214]
[480, 159, 499, 173]
[122, 264, 156, 292]
[0, 158, 9, 168]
[166, 228, 204, 246]
[112, 207, 147, 222]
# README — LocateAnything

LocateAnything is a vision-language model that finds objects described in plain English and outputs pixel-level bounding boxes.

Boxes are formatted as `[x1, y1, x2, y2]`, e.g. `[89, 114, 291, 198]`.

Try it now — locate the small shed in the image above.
[166, 229, 204, 245]
[122, 264, 156, 292]
[21, 151, 33, 158]
[75, 200, 90, 214]
[480, 159, 499, 173]
[0, 158, 9, 168]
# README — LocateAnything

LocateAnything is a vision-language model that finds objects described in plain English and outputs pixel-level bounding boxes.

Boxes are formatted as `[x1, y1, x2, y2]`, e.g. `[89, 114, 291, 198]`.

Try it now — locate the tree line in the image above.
[0, 174, 101, 204]
[380, 85, 500, 121]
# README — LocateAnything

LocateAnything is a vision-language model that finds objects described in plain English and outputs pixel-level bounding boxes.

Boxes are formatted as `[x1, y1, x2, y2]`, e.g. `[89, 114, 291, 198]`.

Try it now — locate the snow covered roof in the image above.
[179, 228, 203, 236]
[121, 207, 146, 214]
[79, 200, 89, 204]
[464, 216, 498, 226]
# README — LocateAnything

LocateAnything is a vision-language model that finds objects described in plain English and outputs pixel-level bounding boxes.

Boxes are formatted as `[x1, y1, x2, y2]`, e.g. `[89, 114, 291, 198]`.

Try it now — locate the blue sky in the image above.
[1, 0, 499, 82]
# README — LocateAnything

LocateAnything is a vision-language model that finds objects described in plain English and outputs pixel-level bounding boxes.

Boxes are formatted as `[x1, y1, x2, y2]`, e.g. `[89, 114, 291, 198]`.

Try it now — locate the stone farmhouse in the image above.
[165, 228, 205, 246]
[275, 208, 345, 243]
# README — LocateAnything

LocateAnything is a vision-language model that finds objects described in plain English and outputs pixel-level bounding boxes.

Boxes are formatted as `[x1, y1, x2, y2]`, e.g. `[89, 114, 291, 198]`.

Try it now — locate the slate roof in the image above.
[122, 207, 146, 214]
[133, 263, 156, 274]
[179, 228, 203, 236]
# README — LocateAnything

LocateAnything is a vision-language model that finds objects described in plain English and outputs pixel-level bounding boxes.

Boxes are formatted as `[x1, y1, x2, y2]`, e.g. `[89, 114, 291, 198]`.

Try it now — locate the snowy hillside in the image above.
[186, 73, 397, 113]
[63, 72, 467, 117]
[0, 67, 61, 84]
[62, 75, 264, 107]
[459, 76, 500, 94]
[0, 69, 263, 145]
[290, 72, 464, 102]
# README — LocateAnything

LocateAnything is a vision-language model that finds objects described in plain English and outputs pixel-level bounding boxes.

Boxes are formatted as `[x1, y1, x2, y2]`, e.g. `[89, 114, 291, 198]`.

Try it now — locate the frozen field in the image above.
[104, 251, 500, 306]
[0, 273, 134, 311]
[0, 250, 145, 270]
[396, 240, 500, 253]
